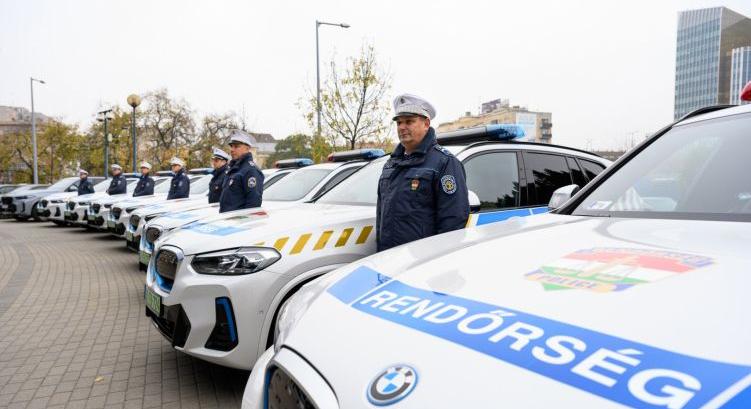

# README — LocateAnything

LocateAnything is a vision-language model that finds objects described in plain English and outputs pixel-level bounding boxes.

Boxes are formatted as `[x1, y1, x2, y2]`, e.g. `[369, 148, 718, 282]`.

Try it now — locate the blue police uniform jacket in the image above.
[133, 175, 155, 197]
[208, 164, 227, 204]
[219, 153, 264, 213]
[107, 174, 127, 195]
[376, 127, 469, 252]
[167, 169, 190, 200]
[77, 178, 95, 195]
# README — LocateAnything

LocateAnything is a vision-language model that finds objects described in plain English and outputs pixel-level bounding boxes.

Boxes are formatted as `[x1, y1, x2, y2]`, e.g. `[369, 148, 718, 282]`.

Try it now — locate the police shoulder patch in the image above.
[248, 177, 257, 188]
[441, 175, 457, 194]
[434, 145, 452, 156]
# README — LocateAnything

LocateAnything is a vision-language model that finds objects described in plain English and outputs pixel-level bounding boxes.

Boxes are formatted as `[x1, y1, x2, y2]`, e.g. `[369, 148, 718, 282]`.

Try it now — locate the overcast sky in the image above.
[2, 0, 750, 150]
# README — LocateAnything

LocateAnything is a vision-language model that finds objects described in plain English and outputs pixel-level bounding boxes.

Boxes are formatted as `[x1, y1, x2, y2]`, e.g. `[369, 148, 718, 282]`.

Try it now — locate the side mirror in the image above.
[548, 184, 580, 210]
[468, 190, 481, 213]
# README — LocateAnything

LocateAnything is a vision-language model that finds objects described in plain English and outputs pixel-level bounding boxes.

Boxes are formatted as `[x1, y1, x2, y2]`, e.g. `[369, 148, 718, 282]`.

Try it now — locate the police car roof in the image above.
[188, 168, 213, 175]
[275, 158, 314, 168]
[677, 103, 751, 126]
[122, 172, 140, 178]
[327, 149, 385, 162]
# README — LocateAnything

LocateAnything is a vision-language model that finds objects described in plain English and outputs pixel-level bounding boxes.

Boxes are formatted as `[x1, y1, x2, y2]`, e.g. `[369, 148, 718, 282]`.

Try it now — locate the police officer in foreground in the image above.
[106, 164, 127, 195]
[77, 169, 95, 195]
[167, 157, 190, 200]
[132, 162, 155, 197]
[376, 94, 469, 252]
[208, 148, 230, 204]
[219, 130, 264, 213]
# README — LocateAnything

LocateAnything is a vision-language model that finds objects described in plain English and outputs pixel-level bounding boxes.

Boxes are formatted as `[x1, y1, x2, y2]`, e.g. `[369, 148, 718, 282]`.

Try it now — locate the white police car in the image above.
[0, 184, 49, 218]
[145, 125, 610, 370]
[6, 177, 81, 221]
[36, 178, 106, 224]
[243, 103, 751, 408]
[64, 176, 140, 226]
[134, 151, 381, 269]
[86, 176, 175, 231]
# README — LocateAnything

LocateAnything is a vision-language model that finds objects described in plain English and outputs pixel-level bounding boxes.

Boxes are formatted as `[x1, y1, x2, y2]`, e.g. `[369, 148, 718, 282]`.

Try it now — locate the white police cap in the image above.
[393, 93, 436, 120]
[78, 169, 88, 175]
[228, 130, 254, 147]
[111, 164, 122, 170]
[212, 147, 230, 161]
[140, 161, 152, 170]
[169, 157, 185, 167]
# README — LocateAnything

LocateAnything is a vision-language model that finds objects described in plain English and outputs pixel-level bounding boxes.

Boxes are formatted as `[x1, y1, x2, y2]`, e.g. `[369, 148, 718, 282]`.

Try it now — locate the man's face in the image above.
[211, 157, 227, 169]
[79, 174, 86, 180]
[396, 115, 430, 151]
[140, 167, 149, 176]
[112, 169, 121, 176]
[229, 143, 250, 160]
[171, 164, 182, 173]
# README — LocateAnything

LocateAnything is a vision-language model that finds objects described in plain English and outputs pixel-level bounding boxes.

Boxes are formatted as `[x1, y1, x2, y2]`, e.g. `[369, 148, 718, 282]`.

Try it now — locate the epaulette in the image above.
[434, 145, 452, 156]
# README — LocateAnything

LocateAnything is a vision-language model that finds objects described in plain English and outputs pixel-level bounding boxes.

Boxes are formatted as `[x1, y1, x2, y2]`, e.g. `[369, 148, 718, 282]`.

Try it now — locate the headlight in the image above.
[191, 247, 280, 275]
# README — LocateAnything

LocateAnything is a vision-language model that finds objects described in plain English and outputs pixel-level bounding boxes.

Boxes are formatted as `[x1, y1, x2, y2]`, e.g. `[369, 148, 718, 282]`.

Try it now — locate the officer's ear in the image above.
[422, 117, 431, 129]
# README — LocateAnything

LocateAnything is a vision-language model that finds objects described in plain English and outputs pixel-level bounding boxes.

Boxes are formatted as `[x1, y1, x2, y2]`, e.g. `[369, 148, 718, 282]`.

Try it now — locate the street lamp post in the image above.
[97, 109, 114, 177]
[30, 77, 46, 184]
[315, 20, 350, 137]
[127, 94, 141, 172]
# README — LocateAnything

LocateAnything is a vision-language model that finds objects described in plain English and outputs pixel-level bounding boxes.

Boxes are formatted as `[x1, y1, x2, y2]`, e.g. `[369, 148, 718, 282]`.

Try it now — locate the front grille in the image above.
[112, 207, 122, 219]
[113, 223, 125, 235]
[130, 214, 141, 230]
[267, 366, 316, 409]
[1, 197, 11, 205]
[145, 227, 161, 245]
[146, 303, 191, 348]
[156, 249, 178, 285]
[91, 203, 101, 214]
[67, 202, 76, 210]
[54, 208, 61, 217]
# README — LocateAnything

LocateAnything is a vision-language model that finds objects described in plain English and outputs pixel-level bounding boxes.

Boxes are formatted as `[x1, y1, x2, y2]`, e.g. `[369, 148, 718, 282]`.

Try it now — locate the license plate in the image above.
[140, 250, 151, 266]
[88, 214, 95, 221]
[145, 286, 162, 316]
[125, 231, 134, 241]
[64, 210, 71, 217]
[107, 220, 116, 228]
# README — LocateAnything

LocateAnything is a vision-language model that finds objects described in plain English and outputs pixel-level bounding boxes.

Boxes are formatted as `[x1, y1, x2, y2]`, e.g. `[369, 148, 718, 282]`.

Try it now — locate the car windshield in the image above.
[189, 175, 211, 194]
[572, 113, 751, 222]
[317, 157, 386, 206]
[47, 178, 76, 191]
[153, 178, 172, 193]
[263, 168, 333, 201]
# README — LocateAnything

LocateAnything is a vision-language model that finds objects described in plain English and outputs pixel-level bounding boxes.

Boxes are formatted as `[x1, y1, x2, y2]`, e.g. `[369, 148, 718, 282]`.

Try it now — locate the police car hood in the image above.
[92, 193, 131, 205]
[159, 203, 374, 255]
[280, 214, 751, 408]
[112, 194, 169, 209]
[73, 192, 109, 203]
[133, 196, 210, 218]
[42, 191, 77, 201]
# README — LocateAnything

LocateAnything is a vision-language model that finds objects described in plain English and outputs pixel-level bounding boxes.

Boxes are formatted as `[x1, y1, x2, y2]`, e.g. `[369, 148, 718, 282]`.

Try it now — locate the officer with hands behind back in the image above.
[77, 169, 95, 195]
[132, 162, 155, 197]
[106, 164, 127, 195]
[219, 130, 264, 213]
[376, 94, 469, 252]
[208, 148, 230, 204]
[167, 157, 190, 200]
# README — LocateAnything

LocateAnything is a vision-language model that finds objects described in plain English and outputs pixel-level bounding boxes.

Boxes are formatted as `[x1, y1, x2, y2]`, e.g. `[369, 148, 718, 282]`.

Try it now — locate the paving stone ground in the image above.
[0, 219, 249, 409]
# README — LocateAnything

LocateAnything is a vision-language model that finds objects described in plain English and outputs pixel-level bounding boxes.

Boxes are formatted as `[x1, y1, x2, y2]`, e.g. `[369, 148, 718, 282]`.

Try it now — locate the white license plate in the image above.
[88, 214, 95, 221]
[144, 286, 162, 316]
[64, 210, 71, 217]
[140, 251, 151, 266]
[107, 220, 116, 228]
[125, 231, 134, 241]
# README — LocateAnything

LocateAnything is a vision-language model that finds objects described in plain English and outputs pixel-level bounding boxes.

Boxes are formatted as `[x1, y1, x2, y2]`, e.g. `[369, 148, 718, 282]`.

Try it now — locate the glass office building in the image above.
[730, 46, 751, 105]
[674, 7, 751, 119]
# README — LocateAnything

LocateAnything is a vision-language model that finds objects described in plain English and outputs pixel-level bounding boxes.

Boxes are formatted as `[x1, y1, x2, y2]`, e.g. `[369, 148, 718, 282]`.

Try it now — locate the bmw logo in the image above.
[366, 365, 418, 406]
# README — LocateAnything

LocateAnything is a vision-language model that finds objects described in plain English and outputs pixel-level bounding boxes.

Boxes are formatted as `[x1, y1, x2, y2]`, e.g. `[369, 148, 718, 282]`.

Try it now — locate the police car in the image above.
[86, 176, 174, 231]
[4, 177, 82, 221]
[47, 178, 114, 225]
[243, 101, 751, 408]
[36, 178, 106, 223]
[1, 184, 48, 218]
[135, 151, 382, 270]
[144, 126, 609, 370]
[64, 175, 140, 226]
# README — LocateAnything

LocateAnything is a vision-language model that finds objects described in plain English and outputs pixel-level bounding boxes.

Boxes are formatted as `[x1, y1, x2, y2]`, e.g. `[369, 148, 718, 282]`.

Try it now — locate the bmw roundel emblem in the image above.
[366, 365, 418, 406]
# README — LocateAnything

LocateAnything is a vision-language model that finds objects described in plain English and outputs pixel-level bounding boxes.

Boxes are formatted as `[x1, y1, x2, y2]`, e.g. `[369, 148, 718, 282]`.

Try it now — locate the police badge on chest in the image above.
[411, 179, 419, 191]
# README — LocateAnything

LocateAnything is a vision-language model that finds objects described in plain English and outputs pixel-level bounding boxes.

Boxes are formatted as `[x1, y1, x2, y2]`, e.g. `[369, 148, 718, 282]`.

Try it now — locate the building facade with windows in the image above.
[730, 46, 751, 105]
[437, 99, 552, 143]
[674, 7, 751, 119]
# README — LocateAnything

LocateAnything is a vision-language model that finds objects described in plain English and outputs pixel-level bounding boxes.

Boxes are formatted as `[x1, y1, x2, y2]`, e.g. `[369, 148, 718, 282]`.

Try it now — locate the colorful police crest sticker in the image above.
[441, 175, 456, 194]
[410, 179, 419, 191]
[248, 177, 257, 188]
[525, 247, 713, 293]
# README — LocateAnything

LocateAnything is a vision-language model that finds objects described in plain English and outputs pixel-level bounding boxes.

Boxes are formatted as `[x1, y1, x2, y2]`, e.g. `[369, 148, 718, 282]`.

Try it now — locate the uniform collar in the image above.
[213, 164, 227, 175]
[391, 127, 436, 158]
[230, 152, 253, 168]
[174, 169, 185, 177]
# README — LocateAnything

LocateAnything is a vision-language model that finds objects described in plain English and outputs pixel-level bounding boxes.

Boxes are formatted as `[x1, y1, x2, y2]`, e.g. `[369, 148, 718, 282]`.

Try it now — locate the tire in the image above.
[31, 205, 40, 222]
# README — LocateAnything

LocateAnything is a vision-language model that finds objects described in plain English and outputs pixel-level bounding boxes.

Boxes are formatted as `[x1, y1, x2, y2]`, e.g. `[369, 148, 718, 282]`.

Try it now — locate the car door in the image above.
[522, 151, 580, 214]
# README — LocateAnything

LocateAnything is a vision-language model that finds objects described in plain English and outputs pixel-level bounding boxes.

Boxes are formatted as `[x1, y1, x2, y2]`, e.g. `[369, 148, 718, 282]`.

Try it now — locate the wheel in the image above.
[31, 205, 40, 221]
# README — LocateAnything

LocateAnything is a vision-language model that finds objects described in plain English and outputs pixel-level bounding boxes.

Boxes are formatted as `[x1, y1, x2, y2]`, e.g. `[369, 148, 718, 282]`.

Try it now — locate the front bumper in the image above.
[144, 246, 275, 369]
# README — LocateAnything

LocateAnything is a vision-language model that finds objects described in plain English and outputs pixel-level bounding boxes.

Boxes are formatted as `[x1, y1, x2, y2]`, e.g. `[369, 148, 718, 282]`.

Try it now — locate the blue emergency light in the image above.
[188, 168, 214, 175]
[275, 158, 314, 169]
[436, 124, 526, 145]
[328, 148, 386, 162]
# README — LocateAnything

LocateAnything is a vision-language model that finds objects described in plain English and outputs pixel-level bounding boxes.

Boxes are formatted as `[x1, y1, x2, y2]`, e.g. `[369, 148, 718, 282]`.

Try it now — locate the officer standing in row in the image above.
[167, 157, 190, 200]
[208, 148, 230, 204]
[107, 164, 127, 195]
[77, 170, 95, 195]
[132, 162, 155, 197]
[219, 130, 264, 213]
[376, 94, 469, 252]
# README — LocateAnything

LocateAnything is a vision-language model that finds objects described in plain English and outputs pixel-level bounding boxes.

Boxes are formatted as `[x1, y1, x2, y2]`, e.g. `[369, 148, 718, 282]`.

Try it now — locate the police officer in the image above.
[106, 164, 127, 195]
[77, 169, 95, 195]
[208, 148, 230, 204]
[133, 162, 155, 197]
[219, 130, 264, 213]
[166, 157, 190, 199]
[376, 94, 469, 251]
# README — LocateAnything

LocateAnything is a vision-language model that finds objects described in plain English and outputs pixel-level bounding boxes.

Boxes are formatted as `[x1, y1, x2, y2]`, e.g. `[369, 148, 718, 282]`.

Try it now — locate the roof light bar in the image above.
[437, 124, 526, 145]
[327, 149, 386, 162]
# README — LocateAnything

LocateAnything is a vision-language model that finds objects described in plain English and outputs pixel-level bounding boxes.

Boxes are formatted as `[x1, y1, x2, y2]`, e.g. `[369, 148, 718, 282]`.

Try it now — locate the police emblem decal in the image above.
[441, 175, 456, 194]
[410, 179, 419, 191]
[367, 365, 417, 406]
[248, 177, 257, 188]
[229, 179, 234, 186]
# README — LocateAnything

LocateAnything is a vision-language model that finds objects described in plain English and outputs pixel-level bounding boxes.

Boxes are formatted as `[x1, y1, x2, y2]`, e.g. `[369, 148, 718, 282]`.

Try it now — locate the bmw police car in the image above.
[144, 125, 610, 370]
[47, 177, 114, 225]
[5, 177, 81, 221]
[86, 176, 173, 231]
[36, 177, 106, 223]
[243, 102, 751, 408]
[134, 151, 382, 269]
[64, 175, 140, 226]
[0, 184, 49, 218]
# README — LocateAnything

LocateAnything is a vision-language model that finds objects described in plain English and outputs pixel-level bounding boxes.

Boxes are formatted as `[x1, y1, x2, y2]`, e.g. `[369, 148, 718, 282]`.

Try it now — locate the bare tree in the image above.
[139, 89, 196, 167]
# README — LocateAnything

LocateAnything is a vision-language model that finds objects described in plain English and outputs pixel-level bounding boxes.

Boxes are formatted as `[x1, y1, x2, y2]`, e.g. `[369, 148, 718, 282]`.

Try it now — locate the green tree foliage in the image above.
[266, 134, 314, 165]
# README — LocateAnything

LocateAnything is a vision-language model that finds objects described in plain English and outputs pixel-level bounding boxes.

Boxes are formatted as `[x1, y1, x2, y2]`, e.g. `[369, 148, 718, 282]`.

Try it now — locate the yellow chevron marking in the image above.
[273, 237, 289, 252]
[290, 233, 312, 255]
[313, 230, 334, 250]
[335, 228, 354, 247]
[355, 226, 373, 244]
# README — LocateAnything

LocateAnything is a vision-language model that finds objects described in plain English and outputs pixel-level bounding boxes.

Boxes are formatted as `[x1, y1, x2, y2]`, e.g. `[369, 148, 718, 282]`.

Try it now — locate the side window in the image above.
[463, 152, 520, 210]
[567, 157, 587, 187]
[579, 159, 606, 180]
[524, 152, 573, 206]
[315, 166, 360, 198]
